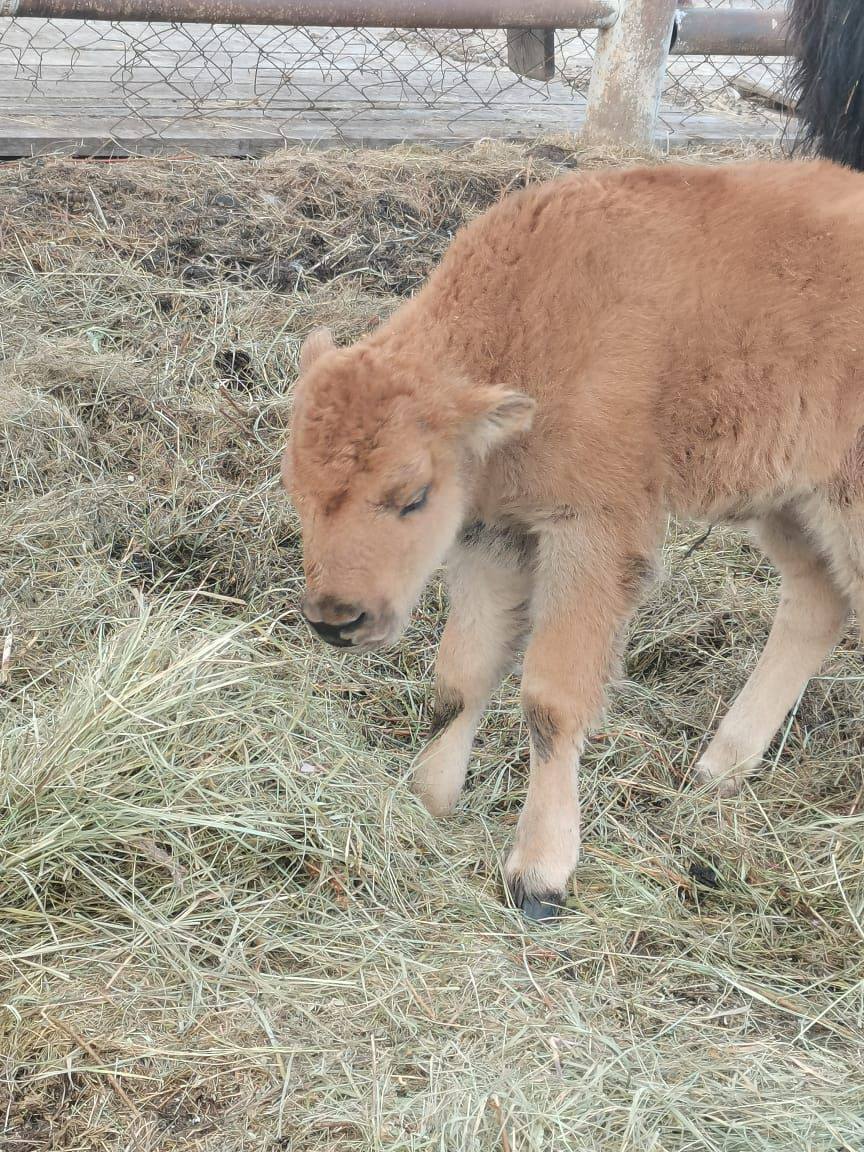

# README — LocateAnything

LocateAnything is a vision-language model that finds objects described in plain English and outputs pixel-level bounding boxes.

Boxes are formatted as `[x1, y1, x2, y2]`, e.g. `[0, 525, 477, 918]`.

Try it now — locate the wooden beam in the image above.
[506, 28, 556, 81]
[731, 68, 796, 112]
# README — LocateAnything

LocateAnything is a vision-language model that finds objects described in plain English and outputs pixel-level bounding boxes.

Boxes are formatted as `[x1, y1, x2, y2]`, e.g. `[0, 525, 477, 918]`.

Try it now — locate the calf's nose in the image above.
[301, 595, 368, 647]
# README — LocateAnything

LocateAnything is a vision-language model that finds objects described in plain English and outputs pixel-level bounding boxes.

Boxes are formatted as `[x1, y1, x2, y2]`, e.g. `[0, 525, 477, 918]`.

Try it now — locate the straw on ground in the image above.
[1, 139, 862, 1151]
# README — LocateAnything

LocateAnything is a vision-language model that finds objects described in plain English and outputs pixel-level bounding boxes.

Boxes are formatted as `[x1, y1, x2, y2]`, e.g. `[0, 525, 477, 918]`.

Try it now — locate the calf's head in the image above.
[283, 327, 534, 650]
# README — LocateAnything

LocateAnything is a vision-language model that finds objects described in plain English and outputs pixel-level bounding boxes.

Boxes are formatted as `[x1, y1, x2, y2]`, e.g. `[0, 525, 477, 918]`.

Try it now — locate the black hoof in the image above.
[507, 878, 565, 922]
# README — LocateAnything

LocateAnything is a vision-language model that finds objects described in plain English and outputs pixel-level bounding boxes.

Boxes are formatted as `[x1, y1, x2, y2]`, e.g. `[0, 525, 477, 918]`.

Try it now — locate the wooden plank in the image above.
[0, 85, 592, 118]
[0, 63, 593, 102]
[506, 28, 554, 81]
[730, 67, 795, 112]
[0, 98, 589, 130]
[0, 45, 524, 76]
[0, 22, 588, 79]
[0, 20, 430, 54]
[0, 60, 597, 111]
[0, 103, 785, 144]
[0, 20, 594, 69]
[0, 20, 596, 81]
[0, 128, 783, 162]
[0, 96, 593, 121]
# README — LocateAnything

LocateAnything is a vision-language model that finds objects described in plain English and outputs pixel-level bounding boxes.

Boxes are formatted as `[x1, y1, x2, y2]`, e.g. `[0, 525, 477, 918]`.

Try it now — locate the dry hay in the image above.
[1, 139, 862, 1152]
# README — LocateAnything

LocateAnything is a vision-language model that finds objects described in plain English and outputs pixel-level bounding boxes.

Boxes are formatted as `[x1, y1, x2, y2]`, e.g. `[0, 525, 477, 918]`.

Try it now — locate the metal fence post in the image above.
[583, 0, 678, 147]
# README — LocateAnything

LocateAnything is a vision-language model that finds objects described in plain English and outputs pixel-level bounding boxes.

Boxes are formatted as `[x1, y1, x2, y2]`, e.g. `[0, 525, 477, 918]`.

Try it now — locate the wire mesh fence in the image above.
[0, 20, 600, 151]
[0, 6, 790, 156]
[665, 0, 790, 133]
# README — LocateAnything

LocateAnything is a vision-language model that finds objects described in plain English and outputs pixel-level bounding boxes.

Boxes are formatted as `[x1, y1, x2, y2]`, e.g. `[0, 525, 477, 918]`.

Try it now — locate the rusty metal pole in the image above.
[671, 7, 789, 56]
[1, 0, 619, 26]
[582, 0, 678, 148]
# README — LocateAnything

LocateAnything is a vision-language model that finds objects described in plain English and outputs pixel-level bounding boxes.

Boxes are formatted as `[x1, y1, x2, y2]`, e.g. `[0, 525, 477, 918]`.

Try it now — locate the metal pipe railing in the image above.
[0, 0, 792, 56]
[0, 0, 620, 27]
[672, 7, 789, 57]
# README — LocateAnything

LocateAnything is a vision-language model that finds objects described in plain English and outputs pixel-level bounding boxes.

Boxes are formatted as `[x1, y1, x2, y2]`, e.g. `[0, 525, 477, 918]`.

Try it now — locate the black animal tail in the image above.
[788, 0, 864, 170]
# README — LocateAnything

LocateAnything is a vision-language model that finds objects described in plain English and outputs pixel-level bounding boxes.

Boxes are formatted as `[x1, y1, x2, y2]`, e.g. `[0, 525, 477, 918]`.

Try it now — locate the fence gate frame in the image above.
[0, 0, 793, 149]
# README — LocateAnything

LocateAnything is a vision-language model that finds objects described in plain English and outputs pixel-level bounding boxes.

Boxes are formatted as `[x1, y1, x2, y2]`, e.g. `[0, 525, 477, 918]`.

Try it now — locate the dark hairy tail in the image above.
[788, 0, 864, 170]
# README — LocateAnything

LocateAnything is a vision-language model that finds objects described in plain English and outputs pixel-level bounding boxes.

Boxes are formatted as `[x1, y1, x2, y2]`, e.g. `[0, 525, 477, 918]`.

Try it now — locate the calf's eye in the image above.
[399, 485, 430, 517]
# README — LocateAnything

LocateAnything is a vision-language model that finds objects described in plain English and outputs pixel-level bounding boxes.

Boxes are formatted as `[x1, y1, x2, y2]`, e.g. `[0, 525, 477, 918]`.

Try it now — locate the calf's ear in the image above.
[461, 385, 536, 457]
[299, 327, 335, 372]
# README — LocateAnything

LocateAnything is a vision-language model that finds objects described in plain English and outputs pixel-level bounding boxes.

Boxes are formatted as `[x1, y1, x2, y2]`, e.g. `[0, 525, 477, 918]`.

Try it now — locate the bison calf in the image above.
[284, 159, 864, 919]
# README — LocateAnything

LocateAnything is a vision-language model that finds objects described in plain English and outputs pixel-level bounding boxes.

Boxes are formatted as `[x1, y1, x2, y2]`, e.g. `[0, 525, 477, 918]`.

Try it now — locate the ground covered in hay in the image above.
[1, 140, 862, 1152]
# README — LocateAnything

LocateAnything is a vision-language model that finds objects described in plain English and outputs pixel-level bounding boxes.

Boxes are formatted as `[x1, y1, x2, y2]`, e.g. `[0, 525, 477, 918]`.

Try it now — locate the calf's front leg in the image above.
[506, 521, 657, 920]
[411, 525, 533, 816]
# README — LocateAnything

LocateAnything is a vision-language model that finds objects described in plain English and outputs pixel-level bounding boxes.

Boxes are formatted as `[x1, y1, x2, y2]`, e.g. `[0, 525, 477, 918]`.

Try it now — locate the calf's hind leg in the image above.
[411, 525, 533, 817]
[696, 509, 848, 796]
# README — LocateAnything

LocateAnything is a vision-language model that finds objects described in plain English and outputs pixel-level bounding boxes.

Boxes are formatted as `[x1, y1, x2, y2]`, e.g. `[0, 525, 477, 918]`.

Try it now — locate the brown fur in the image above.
[285, 160, 864, 917]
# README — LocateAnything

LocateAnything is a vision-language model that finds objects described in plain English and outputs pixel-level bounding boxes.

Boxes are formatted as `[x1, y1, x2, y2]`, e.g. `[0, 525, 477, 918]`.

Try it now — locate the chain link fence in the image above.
[664, 0, 790, 134]
[0, 21, 600, 151]
[0, 6, 790, 156]
[415, 9, 789, 138]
